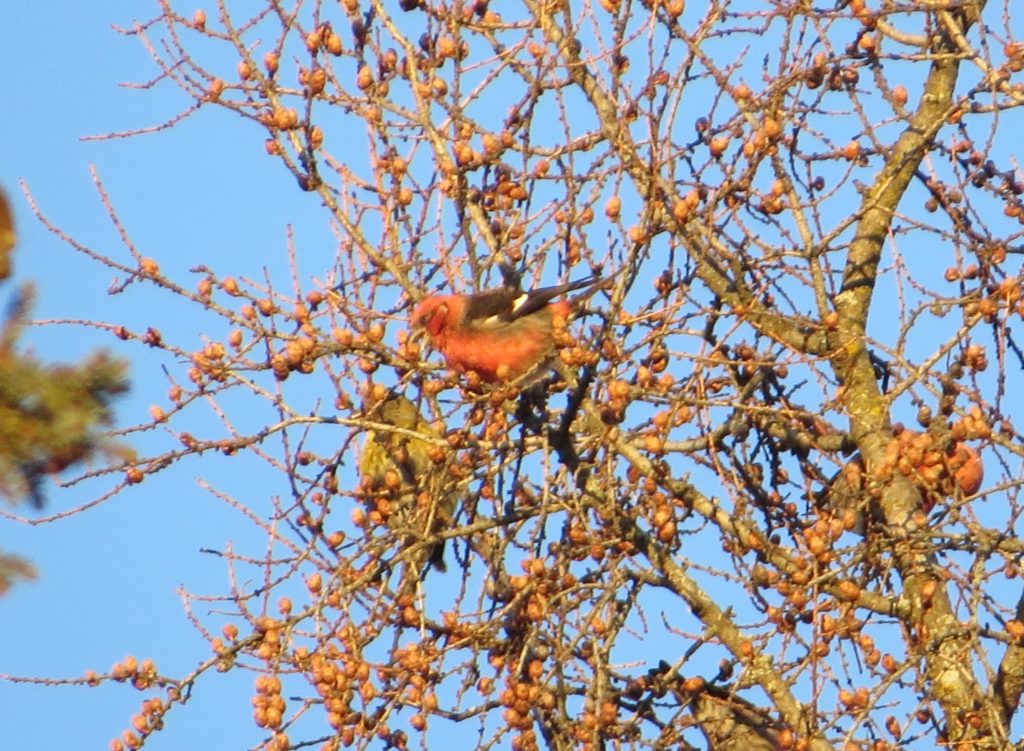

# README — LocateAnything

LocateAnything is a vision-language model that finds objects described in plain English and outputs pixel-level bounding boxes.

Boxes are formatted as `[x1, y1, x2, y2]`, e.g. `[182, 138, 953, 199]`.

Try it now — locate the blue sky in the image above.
[3, 4, 1024, 750]
[1, 5, 323, 747]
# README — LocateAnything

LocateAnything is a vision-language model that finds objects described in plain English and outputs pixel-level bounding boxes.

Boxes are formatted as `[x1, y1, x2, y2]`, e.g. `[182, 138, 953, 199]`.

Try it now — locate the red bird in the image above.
[410, 276, 601, 382]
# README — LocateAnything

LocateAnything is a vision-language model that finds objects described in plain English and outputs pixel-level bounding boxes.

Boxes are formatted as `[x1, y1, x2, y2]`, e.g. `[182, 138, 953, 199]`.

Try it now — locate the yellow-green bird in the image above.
[359, 391, 454, 583]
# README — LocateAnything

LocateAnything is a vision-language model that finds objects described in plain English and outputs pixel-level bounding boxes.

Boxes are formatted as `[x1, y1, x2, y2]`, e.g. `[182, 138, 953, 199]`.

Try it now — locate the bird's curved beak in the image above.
[406, 324, 428, 357]
[407, 323, 426, 344]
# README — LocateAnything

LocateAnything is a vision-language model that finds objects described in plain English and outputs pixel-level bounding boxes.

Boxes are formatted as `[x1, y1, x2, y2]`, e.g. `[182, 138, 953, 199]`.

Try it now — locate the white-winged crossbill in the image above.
[359, 391, 454, 582]
[410, 275, 602, 383]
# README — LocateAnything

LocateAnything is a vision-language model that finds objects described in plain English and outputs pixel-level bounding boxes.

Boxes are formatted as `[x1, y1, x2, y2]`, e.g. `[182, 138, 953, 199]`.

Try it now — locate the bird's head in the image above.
[410, 295, 454, 339]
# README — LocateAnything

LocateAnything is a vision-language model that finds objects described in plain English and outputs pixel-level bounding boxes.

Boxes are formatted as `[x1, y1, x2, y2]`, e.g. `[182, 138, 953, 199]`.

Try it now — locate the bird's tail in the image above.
[565, 271, 618, 313]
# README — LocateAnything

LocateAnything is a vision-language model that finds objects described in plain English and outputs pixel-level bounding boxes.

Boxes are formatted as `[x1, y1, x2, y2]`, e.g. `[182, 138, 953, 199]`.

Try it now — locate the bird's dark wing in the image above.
[461, 285, 522, 323]
[463, 276, 600, 324]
